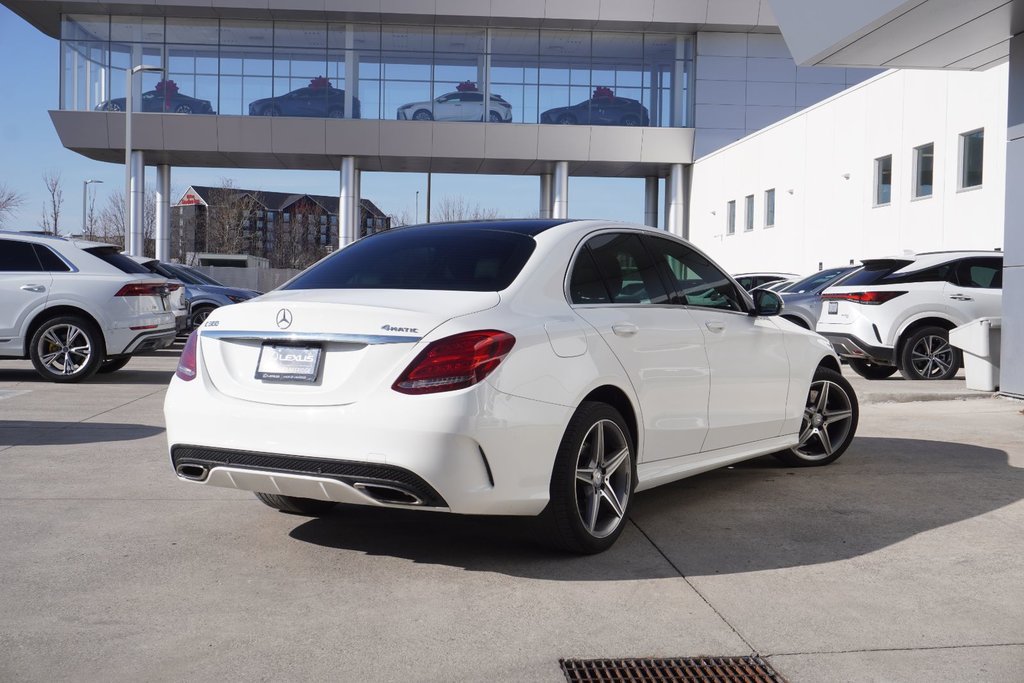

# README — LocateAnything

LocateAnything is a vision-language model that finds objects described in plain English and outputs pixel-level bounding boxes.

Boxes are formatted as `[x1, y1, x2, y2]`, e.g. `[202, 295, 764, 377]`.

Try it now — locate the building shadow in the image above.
[0, 368, 173, 385]
[0, 421, 164, 446]
[287, 436, 1021, 580]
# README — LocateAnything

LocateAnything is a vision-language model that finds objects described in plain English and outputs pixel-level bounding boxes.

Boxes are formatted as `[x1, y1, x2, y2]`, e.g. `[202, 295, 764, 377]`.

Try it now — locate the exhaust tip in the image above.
[353, 482, 423, 506]
[176, 463, 209, 481]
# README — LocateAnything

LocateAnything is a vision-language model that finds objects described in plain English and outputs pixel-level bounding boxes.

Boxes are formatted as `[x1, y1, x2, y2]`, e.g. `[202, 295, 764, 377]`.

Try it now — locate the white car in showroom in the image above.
[397, 90, 513, 122]
[0, 231, 178, 381]
[165, 220, 859, 553]
[817, 251, 1002, 380]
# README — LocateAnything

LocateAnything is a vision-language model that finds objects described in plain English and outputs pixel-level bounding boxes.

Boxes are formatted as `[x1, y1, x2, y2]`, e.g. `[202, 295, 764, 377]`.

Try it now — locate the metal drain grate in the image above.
[560, 656, 786, 682]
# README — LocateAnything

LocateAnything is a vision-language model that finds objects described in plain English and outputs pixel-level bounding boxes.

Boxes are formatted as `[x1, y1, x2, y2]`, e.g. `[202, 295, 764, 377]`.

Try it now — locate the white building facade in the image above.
[689, 64, 1008, 274]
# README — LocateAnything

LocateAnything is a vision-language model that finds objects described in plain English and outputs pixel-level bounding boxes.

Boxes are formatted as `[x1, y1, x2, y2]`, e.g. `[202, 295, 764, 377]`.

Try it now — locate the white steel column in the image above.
[339, 156, 358, 247]
[539, 173, 553, 219]
[644, 177, 659, 228]
[351, 167, 362, 238]
[666, 163, 685, 237]
[552, 162, 569, 219]
[344, 25, 358, 119]
[671, 37, 687, 127]
[129, 151, 145, 255]
[155, 164, 171, 261]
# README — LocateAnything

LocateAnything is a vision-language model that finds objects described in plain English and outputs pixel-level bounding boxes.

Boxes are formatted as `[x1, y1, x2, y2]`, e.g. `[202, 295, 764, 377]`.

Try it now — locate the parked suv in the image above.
[0, 232, 177, 381]
[817, 251, 1002, 380]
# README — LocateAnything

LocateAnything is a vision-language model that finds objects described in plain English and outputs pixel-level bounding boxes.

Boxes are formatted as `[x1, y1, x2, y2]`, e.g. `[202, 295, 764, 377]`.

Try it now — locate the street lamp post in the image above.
[125, 64, 162, 256]
[82, 179, 103, 236]
[415, 190, 419, 224]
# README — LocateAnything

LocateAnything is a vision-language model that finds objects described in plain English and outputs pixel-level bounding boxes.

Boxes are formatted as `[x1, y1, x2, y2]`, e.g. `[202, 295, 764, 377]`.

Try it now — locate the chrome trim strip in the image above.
[200, 330, 421, 345]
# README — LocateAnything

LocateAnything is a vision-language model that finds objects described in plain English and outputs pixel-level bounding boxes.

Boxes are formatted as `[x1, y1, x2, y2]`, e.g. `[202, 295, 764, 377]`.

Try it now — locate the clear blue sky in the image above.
[0, 6, 646, 233]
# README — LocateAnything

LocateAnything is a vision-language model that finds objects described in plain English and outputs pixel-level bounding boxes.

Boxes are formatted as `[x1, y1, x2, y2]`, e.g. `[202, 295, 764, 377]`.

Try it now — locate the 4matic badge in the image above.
[381, 324, 419, 334]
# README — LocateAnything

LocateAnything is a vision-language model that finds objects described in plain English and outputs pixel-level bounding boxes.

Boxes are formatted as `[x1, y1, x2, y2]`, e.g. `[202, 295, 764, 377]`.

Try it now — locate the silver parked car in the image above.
[777, 266, 861, 330]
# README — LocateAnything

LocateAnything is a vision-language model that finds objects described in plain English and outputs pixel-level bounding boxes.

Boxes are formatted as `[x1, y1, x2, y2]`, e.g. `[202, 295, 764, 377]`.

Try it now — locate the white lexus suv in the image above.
[0, 231, 178, 382]
[817, 251, 1002, 380]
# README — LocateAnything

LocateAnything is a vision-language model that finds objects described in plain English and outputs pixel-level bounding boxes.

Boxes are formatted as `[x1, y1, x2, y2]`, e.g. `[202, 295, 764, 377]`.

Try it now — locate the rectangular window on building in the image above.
[726, 200, 736, 236]
[764, 189, 775, 227]
[960, 129, 984, 189]
[913, 143, 934, 198]
[874, 155, 892, 206]
[744, 194, 754, 231]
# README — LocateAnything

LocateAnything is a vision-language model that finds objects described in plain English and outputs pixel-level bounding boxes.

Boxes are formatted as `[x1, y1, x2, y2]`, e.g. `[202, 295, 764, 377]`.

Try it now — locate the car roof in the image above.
[863, 250, 1002, 271]
[378, 219, 581, 238]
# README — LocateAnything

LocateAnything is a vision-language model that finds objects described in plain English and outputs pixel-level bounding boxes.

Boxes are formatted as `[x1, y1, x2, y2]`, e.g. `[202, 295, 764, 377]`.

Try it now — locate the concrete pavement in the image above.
[1, 350, 1021, 682]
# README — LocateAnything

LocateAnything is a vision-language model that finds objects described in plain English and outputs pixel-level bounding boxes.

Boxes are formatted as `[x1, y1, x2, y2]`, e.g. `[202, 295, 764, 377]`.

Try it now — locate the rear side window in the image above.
[33, 245, 71, 272]
[954, 258, 1002, 289]
[0, 240, 42, 271]
[283, 228, 536, 292]
[569, 248, 611, 304]
[841, 261, 953, 286]
[84, 247, 151, 274]
[583, 233, 668, 305]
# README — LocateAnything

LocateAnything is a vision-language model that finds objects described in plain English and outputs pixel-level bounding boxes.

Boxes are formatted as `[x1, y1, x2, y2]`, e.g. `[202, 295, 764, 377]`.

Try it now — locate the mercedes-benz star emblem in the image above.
[276, 308, 293, 329]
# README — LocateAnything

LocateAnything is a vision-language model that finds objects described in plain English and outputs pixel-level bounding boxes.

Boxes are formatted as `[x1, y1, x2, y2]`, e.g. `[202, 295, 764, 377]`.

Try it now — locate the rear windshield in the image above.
[283, 228, 536, 292]
[841, 261, 952, 287]
[160, 263, 224, 286]
[85, 247, 151, 275]
[786, 268, 853, 294]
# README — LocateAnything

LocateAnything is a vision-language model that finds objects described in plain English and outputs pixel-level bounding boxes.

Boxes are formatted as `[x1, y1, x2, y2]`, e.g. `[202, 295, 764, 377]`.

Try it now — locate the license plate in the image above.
[827, 301, 839, 314]
[255, 344, 322, 383]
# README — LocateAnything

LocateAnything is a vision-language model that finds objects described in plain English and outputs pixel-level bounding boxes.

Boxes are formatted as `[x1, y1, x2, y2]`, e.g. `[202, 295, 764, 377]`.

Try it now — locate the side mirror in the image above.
[751, 289, 783, 317]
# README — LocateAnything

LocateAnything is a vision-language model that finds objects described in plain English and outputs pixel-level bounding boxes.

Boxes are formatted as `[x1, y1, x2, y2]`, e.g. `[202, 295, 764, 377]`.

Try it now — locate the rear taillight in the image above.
[822, 291, 907, 305]
[166, 283, 182, 292]
[176, 331, 198, 381]
[115, 282, 166, 297]
[392, 330, 515, 395]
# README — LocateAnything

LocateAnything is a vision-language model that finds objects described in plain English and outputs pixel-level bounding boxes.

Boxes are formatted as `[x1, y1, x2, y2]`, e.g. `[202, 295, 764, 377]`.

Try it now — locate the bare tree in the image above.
[388, 209, 413, 227]
[40, 171, 64, 235]
[96, 189, 156, 252]
[83, 190, 100, 240]
[434, 195, 500, 222]
[199, 179, 263, 261]
[270, 198, 332, 269]
[0, 183, 25, 228]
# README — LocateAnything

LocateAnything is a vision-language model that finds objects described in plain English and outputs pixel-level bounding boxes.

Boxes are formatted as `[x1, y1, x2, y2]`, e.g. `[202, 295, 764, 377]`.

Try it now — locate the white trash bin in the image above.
[949, 317, 1001, 391]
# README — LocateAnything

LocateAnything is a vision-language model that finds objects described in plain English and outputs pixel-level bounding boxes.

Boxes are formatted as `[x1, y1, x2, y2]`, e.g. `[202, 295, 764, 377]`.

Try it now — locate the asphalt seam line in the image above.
[766, 641, 1024, 657]
[630, 517, 759, 655]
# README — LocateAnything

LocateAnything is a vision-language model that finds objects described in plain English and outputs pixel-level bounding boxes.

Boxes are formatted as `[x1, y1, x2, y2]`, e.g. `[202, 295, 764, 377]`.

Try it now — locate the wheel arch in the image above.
[895, 316, 957, 359]
[24, 306, 105, 358]
[579, 384, 640, 457]
[817, 354, 841, 374]
[781, 313, 811, 329]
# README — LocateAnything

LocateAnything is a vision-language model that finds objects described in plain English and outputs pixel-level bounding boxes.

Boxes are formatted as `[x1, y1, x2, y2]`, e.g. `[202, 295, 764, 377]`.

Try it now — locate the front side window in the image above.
[875, 155, 892, 205]
[744, 194, 754, 231]
[580, 233, 668, 305]
[0, 240, 43, 272]
[764, 188, 775, 227]
[960, 129, 984, 189]
[914, 143, 934, 198]
[726, 200, 735, 235]
[643, 236, 745, 312]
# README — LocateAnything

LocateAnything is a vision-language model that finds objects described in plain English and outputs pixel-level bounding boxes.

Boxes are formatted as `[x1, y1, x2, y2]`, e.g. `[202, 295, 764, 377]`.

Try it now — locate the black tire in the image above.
[488, 110, 503, 122]
[261, 106, 280, 117]
[328, 108, 344, 118]
[97, 356, 132, 374]
[775, 365, 859, 467]
[621, 115, 640, 126]
[254, 492, 336, 516]
[848, 358, 898, 380]
[556, 113, 577, 125]
[898, 326, 961, 380]
[412, 109, 433, 121]
[543, 401, 636, 554]
[190, 305, 216, 329]
[29, 314, 105, 383]
[174, 104, 193, 114]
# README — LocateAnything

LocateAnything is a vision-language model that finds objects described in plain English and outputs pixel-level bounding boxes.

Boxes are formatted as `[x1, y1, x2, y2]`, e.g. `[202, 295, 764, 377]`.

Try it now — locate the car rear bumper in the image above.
[820, 333, 895, 365]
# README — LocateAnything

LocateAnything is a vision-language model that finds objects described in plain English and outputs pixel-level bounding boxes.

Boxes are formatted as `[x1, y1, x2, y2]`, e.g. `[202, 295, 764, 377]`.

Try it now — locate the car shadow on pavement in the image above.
[0, 368, 173, 385]
[0, 421, 164, 446]
[288, 436, 1021, 580]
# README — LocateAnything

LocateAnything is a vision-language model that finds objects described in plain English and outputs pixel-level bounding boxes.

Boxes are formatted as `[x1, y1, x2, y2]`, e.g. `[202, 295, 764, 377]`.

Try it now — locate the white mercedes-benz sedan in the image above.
[165, 220, 858, 553]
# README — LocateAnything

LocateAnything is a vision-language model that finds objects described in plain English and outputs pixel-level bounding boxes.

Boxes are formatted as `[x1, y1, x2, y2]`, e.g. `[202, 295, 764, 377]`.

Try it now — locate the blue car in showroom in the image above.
[541, 88, 650, 126]
[248, 79, 360, 119]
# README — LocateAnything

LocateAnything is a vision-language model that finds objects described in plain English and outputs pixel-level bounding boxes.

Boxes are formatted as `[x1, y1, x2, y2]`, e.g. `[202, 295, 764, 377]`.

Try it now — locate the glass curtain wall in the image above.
[61, 15, 694, 127]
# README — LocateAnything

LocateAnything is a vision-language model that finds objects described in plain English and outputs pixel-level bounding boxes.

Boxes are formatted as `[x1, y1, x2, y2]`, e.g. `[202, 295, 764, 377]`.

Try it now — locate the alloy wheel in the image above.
[37, 323, 93, 376]
[910, 334, 955, 379]
[793, 379, 855, 461]
[573, 419, 632, 538]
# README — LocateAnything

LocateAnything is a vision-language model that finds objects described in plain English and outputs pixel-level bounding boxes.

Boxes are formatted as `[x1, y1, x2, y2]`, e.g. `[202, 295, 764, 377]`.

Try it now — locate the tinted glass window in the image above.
[283, 228, 536, 292]
[843, 260, 954, 286]
[584, 233, 668, 305]
[84, 246, 151, 274]
[643, 236, 745, 312]
[0, 240, 42, 271]
[841, 262, 909, 287]
[33, 245, 71, 272]
[786, 267, 854, 294]
[955, 258, 1002, 289]
[569, 248, 610, 304]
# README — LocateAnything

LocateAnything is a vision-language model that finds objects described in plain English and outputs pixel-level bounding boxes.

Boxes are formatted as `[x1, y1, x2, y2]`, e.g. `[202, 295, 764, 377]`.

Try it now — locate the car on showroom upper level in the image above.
[541, 89, 650, 126]
[165, 219, 858, 554]
[397, 87, 513, 122]
[248, 80, 360, 119]
[96, 81, 214, 115]
[817, 251, 1002, 380]
[0, 231, 178, 382]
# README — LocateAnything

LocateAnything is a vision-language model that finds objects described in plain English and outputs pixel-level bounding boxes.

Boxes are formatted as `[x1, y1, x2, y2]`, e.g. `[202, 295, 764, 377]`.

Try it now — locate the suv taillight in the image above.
[176, 331, 198, 381]
[392, 330, 515, 395]
[115, 282, 167, 297]
[822, 291, 907, 305]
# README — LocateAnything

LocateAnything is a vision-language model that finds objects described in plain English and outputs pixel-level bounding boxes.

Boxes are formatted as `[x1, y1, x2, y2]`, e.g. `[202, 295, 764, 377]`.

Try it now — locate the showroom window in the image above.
[764, 188, 775, 228]
[874, 155, 892, 206]
[744, 194, 754, 232]
[913, 143, 934, 198]
[960, 129, 984, 189]
[726, 200, 736, 235]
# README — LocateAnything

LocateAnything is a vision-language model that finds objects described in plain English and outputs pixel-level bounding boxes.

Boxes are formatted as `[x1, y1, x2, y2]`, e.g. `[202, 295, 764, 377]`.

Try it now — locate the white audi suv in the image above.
[817, 251, 1002, 380]
[165, 220, 859, 553]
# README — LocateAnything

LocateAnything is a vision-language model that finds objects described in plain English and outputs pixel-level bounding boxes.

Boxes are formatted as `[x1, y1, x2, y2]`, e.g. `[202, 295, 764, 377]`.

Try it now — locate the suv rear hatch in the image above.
[819, 258, 914, 325]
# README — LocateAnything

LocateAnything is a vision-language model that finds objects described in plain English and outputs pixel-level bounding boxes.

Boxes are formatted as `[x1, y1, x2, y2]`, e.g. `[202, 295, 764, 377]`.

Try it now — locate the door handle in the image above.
[611, 322, 639, 337]
[949, 294, 973, 301]
[705, 320, 726, 333]
[20, 284, 46, 293]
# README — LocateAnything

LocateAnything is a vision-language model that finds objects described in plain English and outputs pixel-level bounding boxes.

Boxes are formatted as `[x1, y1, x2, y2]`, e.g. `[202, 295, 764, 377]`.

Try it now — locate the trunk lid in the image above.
[197, 289, 499, 406]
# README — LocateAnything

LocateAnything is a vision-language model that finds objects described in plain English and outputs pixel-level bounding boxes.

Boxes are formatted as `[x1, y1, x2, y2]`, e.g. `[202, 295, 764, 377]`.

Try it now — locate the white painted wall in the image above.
[688, 64, 1008, 275]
